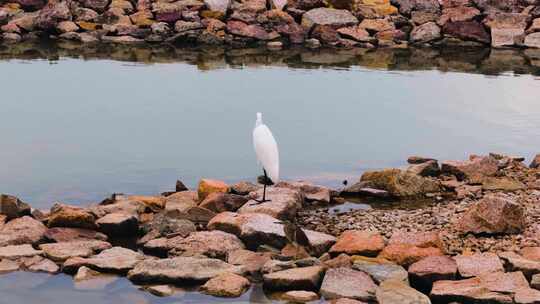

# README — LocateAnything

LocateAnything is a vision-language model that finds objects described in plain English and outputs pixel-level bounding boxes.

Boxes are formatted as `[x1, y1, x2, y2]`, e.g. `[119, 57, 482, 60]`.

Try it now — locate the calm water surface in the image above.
[1, 42, 540, 303]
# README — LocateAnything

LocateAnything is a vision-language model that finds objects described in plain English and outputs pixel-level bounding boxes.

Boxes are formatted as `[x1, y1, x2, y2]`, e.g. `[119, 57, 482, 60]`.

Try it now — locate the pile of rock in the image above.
[1, 0, 540, 49]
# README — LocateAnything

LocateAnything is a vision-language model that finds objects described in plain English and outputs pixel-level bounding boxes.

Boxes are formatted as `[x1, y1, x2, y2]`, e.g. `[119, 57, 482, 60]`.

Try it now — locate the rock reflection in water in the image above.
[0, 41, 540, 76]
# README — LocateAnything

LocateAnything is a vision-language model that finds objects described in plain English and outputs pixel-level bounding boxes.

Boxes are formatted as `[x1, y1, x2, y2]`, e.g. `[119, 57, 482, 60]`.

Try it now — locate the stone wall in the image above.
[0, 0, 539, 49]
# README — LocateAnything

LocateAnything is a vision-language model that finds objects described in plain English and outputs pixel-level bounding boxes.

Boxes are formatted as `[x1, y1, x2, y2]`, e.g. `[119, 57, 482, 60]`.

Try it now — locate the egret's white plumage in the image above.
[253, 112, 279, 183]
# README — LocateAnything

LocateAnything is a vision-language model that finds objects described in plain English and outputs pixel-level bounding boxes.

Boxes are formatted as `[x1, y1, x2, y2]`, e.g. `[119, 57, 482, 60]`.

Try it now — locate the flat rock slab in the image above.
[0, 259, 20, 273]
[330, 230, 385, 256]
[64, 246, 144, 274]
[378, 244, 444, 267]
[167, 230, 245, 259]
[301, 7, 358, 29]
[276, 181, 331, 204]
[200, 273, 250, 297]
[142, 285, 176, 297]
[376, 279, 431, 304]
[263, 266, 325, 291]
[44, 227, 108, 242]
[199, 193, 249, 213]
[27, 257, 59, 273]
[127, 256, 244, 284]
[499, 251, 540, 279]
[388, 230, 443, 249]
[0, 244, 42, 259]
[408, 255, 457, 290]
[320, 267, 376, 301]
[0, 216, 47, 246]
[352, 259, 408, 284]
[227, 249, 273, 274]
[454, 252, 504, 278]
[282, 290, 320, 302]
[39, 240, 112, 262]
[238, 187, 303, 220]
[74, 266, 119, 290]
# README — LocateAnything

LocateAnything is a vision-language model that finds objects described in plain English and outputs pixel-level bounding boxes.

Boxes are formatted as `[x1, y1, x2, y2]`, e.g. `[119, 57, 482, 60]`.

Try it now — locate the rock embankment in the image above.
[1, 152, 540, 303]
[1, 0, 540, 49]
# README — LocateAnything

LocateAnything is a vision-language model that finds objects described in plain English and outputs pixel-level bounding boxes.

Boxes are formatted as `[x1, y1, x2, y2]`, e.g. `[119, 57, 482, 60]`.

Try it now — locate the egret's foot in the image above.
[252, 199, 271, 205]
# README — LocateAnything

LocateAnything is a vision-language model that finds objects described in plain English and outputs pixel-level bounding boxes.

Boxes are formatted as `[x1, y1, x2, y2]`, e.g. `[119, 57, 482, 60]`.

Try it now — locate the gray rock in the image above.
[128, 256, 244, 283]
[263, 265, 325, 291]
[301, 8, 359, 30]
[376, 279, 431, 304]
[353, 260, 408, 284]
[0, 194, 31, 220]
[320, 267, 377, 301]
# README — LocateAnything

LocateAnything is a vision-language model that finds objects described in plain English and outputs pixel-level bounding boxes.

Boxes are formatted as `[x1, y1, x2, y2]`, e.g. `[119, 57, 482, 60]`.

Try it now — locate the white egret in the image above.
[253, 112, 279, 203]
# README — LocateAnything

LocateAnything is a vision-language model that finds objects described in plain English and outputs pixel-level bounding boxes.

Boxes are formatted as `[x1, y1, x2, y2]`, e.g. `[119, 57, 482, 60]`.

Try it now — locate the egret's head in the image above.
[256, 112, 262, 121]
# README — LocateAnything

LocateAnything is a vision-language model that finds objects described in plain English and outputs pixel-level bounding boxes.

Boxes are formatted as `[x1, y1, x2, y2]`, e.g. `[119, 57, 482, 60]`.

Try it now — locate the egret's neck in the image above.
[255, 113, 263, 127]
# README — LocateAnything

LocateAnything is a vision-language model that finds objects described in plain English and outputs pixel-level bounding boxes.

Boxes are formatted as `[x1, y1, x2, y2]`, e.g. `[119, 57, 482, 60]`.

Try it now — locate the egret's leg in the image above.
[254, 169, 271, 204]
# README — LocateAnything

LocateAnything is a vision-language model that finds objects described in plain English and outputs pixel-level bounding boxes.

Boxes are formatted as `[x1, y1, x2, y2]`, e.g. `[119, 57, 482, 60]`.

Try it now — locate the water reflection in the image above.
[1, 41, 540, 75]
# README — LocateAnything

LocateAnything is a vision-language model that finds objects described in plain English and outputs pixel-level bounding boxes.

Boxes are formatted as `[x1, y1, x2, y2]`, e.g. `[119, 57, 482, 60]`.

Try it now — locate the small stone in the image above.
[200, 273, 250, 297]
[282, 290, 320, 302]
[74, 266, 119, 290]
[320, 267, 376, 301]
[143, 285, 175, 297]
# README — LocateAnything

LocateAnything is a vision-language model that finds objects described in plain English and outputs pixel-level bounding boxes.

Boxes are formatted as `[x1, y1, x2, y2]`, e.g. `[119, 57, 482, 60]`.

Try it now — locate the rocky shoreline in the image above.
[1, 0, 540, 50]
[1, 153, 540, 303]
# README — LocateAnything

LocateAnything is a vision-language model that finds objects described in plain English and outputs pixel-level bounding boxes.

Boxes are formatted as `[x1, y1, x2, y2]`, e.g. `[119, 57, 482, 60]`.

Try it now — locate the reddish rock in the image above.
[96, 213, 139, 236]
[438, 6, 480, 24]
[276, 181, 331, 204]
[227, 249, 273, 273]
[275, 22, 306, 43]
[199, 192, 249, 213]
[407, 156, 436, 164]
[378, 244, 443, 267]
[263, 266, 325, 291]
[200, 273, 250, 297]
[0, 216, 47, 246]
[392, 0, 440, 15]
[376, 279, 431, 304]
[226, 20, 278, 40]
[301, 7, 359, 29]
[168, 230, 245, 259]
[443, 21, 491, 43]
[324, 253, 352, 268]
[406, 160, 440, 177]
[441, 155, 499, 181]
[515, 288, 540, 304]
[0, 259, 20, 274]
[197, 179, 230, 202]
[63, 247, 144, 274]
[44, 227, 107, 243]
[454, 252, 504, 278]
[311, 24, 340, 44]
[83, 0, 109, 12]
[409, 256, 457, 291]
[0, 194, 31, 220]
[282, 290, 320, 302]
[320, 267, 377, 301]
[410, 21, 441, 42]
[337, 26, 371, 41]
[36, 0, 71, 30]
[39, 240, 112, 262]
[329, 230, 385, 257]
[238, 187, 303, 220]
[388, 230, 443, 249]
[521, 247, 540, 261]
[48, 204, 97, 229]
[0, 244, 42, 259]
[456, 194, 526, 235]
[359, 18, 395, 32]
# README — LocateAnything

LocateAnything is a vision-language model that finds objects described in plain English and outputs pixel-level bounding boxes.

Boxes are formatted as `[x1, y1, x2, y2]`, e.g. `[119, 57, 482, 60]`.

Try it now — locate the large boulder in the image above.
[39, 240, 111, 262]
[0, 194, 31, 220]
[484, 12, 529, 47]
[376, 279, 432, 304]
[0, 216, 47, 246]
[456, 194, 526, 235]
[442, 21, 491, 43]
[36, 0, 71, 30]
[301, 8, 359, 30]
[263, 266, 325, 291]
[357, 169, 441, 198]
[48, 204, 97, 229]
[63, 247, 144, 274]
[320, 267, 377, 301]
[238, 187, 303, 220]
[200, 273, 250, 297]
[127, 256, 244, 283]
[329, 230, 385, 257]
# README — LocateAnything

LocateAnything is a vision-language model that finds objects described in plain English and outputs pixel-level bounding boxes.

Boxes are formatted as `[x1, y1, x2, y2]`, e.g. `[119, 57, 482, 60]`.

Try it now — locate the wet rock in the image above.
[329, 230, 385, 257]
[456, 194, 526, 235]
[0, 194, 31, 220]
[408, 256, 457, 291]
[74, 266, 119, 290]
[44, 227, 107, 242]
[96, 213, 139, 236]
[128, 256, 244, 283]
[200, 272, 250, 297]
[378, 244, 443, 267]
[142, 285, 175, 297]
[199, 192, 249, 212]
[48, 203, 96, 229]
[525, 32, 540, 48]
[28, 257, 59, 273]
[431, 271, 529, 303]
[39, 240, 112, 262]
[0, 216, 47, 246]
[64, 247, 144, 274]
[0, 244, 42, 259]
[358, 168, 441, 198]
[441, 155, 499, 181]
[198, 179, 230, 202]
[410, 21, 441, 43]
[406, 160, 440, 177]
[301, 8, 359, 30]
[263, 265, 325, 291]
[376, 279, 431, 304]
[320, 267, 376, 301]
[167, 230, 245, 259]
[238, 187, 303, 220]
[352, 258, 408, 284]
[499, 251, 540, 279]
[0, 259, 20, 273]
[454, 252, 504, 278]
[227, 249, 273, 273]
[282, 290, 320, 302]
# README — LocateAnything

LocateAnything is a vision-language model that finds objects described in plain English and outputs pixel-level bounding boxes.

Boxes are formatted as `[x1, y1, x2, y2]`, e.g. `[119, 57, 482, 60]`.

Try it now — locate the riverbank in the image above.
[2, 152, 540, 303]
[1, 0, 540, 50]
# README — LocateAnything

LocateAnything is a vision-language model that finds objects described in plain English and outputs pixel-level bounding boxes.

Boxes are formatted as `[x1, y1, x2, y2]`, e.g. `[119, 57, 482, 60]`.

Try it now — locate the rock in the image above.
[282, 290, 320, 302]
[0, 194, 31, 220]
[305, 37, 322, 48]
[407, 156, 436, 164]
[342, 186, 391, 198]
[238, 187, 303, 220]
[324, 253, 352, 269]
[83, 0, 109, 12]
[412, 11, 439, 25]
[388, 230, 443, 249]
[128, 256, 244, 283]
[0, 244, 42, 259]
[530, 154, 540, 168]
[301, 8, 359, 30]
[102, 35, 145, 43]
[329, 299, 368, 304]
[311, 24, 340, 44]
[0, 216, 47, 246]
[168, 230, 245, 259]
[439, 6, 480, 24]
[123, 195, 166, 211]
[392, 0, 440, 15]
[442, 21, 491, 44]
[352, 258, 408, 284]
[454, 252, 504, 278]
[532, 274, 540, 290]
[231, 181, 259, 195]
[304, 229, 337, 257]
[203, 0, 230, 13]
[431, 271, 529, 303]
[410, 21, 441, 43]
[63, 247, 144, 274]
[337, 26, 371, 42]
[28, 257, 59, 273]
[441, 156, 499, 181]
[44, 227, 107, 242]
[522, 247, 540, 262]
[73, 7, 99, 22]
[198, 179, 230, 202]
[263, 266, 325, 291]
[481, 177, 525, 191]
[142, 285, 176, 297]
[39, 240, 111, 262]
[36, 0, 71, 30]
[376, 279, 431, 304]
[96, 213, 139, 236]
[48, 204, 96, 229]
[406, 160, 440, 177]
[165, 191, 216, 223]
[378, 244, 443, 267]
[199, 192, 249, 212]
[515, 288, 540, 304]
[525, 32, 540, 48]
[320, 267, 376, 301]
[276, 181, 331, 204]
[175, 20, 204, 32]
[74, 266, 119, 290]
[56, 20, 79, 33]
[352, 0, 398, 17]
[359, 18, 395, 32]
[499, 252, 540, 280]
[227, 249, 273, 273]
[359, 169, 441, 198]
[0, 259, 20, 273]
[226, 20, 278, 40]
[408, 256, 457, 291]
[200, 273, 250, 297]
[329, 230, 385, 257]
[456, 194, 526, 235]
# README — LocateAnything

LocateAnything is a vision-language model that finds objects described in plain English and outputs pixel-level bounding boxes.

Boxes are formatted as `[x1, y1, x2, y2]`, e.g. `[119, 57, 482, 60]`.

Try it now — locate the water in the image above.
[1, 42, 540, 211]
[1, 41, 540, 303]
